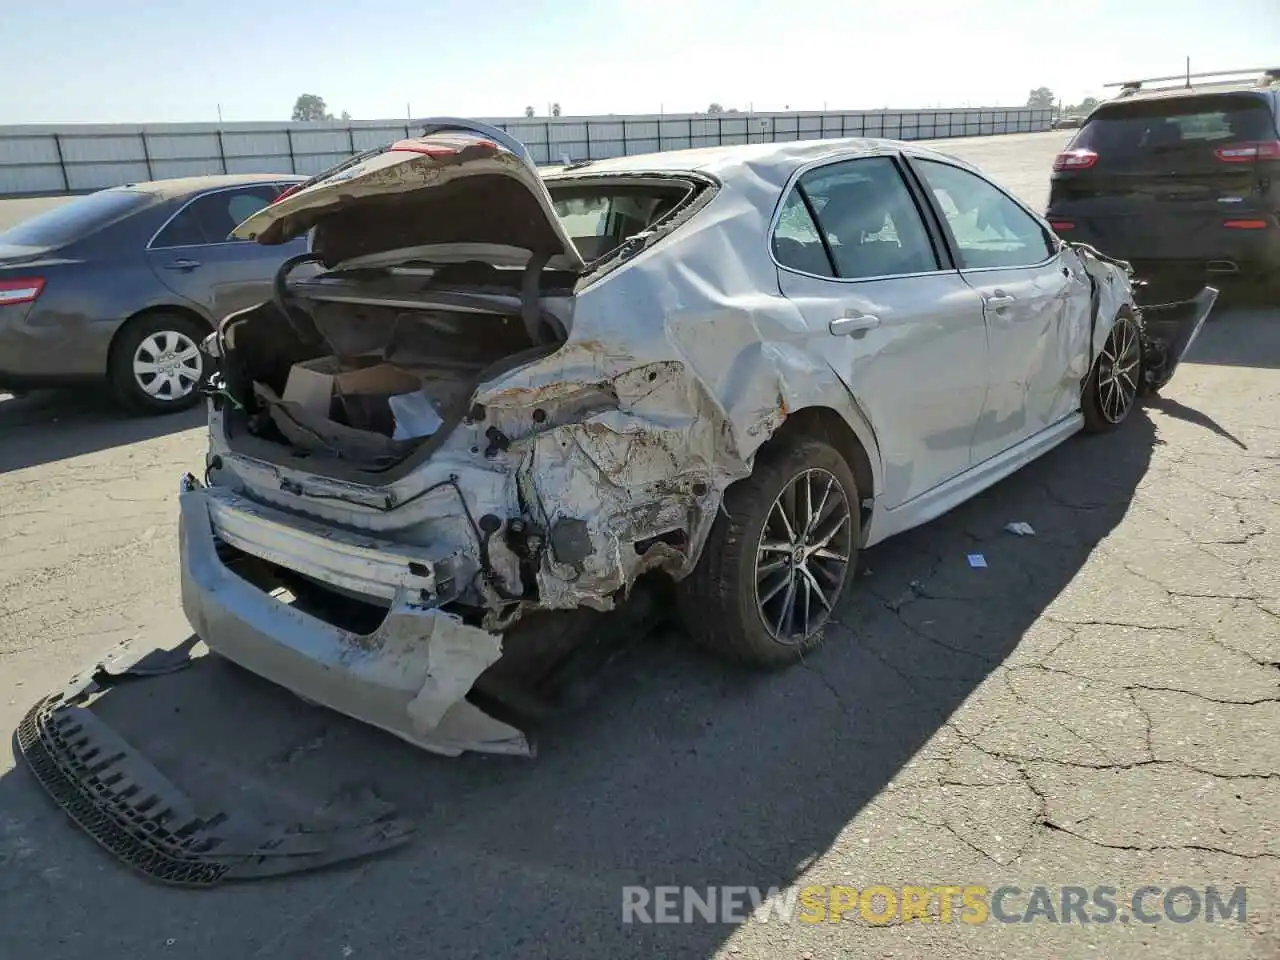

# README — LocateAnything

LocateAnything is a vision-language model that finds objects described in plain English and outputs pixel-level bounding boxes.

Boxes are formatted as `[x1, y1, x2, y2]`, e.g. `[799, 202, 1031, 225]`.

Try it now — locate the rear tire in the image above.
[677, 434, 859, 667]
[1082, 308, 1143, 434]
[108, 312, 210, 415]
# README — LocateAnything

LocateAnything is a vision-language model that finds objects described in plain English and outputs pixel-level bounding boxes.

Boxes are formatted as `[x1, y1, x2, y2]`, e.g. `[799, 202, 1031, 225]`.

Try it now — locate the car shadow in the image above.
[0, 389, 204, 474]
[1147, 394, 1246, 449]
[0, 406, 1159, 960]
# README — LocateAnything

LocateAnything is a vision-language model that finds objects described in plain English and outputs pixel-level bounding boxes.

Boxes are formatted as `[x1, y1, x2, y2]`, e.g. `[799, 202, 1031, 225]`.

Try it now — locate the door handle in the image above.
[165, 258, 202, 271]
[829, 313, 881, 337]
[984, 291, 1015, 307]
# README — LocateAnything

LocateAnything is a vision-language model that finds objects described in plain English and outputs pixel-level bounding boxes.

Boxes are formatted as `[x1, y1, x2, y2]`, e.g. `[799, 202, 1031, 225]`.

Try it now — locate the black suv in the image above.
[1046, 68, 1280, 301]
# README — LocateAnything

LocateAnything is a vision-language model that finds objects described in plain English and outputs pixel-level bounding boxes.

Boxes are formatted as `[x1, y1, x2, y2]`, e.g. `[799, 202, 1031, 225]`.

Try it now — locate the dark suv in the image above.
[1046, 68, 1280, 300]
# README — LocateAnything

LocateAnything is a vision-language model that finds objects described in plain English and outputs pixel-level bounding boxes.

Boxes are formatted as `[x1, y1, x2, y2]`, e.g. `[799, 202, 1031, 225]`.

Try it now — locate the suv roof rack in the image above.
[1104, 67, 1280, 98]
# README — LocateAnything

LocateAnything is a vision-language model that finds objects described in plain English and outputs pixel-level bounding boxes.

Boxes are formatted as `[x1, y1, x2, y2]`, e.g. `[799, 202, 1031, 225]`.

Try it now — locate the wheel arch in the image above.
[105, 304, 214, 374]
[757, 403, 879, 541]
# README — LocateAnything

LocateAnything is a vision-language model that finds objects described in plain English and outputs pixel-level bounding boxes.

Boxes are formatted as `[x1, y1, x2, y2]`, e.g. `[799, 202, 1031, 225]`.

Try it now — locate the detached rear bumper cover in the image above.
[179, 484, 531, 758]
[16, 642, 413, 887]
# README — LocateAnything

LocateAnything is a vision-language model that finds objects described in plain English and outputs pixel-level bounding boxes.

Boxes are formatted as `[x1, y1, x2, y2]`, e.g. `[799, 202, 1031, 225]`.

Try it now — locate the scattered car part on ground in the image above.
[15, 638, 414, 887]
[1046, 66, 1280, 301]
[0, 174, 306, 413]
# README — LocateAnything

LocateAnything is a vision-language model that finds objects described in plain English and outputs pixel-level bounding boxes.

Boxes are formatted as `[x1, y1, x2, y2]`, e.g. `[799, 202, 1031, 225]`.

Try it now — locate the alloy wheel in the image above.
[132, 330, 203, 401]
[754, 467, 853, 644]
[1096, 317, 1140, 424]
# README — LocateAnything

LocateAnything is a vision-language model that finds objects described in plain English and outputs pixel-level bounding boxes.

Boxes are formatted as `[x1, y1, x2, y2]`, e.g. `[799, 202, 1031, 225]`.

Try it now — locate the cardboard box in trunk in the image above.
[254, 381, 411, 463]
[283, 356, 422, 422]
[266, 356, 427, 461]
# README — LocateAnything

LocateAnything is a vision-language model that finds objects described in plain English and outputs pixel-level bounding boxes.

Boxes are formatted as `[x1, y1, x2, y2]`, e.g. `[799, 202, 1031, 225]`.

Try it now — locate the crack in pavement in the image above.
[1008, 662, 1280, 707]
[1040, 820, 1280, 862]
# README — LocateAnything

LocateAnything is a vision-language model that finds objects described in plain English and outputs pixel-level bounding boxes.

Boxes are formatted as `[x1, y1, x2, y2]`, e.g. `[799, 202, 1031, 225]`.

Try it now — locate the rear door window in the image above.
[774, 156, 941, 280]
[151, 185, 281, 248]
[1070, 94, 1276, 172]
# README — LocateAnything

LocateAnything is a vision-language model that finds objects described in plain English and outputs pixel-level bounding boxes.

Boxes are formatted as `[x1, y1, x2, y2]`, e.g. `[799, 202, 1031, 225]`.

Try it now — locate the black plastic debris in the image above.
[15, 642, 414, 887]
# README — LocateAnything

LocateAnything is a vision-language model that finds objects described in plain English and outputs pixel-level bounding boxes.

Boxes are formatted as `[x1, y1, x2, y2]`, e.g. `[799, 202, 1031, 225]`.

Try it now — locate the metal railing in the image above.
[0, 107, 1054, 197]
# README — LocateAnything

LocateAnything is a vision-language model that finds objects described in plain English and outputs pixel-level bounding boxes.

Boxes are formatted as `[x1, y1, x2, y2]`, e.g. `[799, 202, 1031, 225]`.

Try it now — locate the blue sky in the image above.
[4, 0, 1278, 124]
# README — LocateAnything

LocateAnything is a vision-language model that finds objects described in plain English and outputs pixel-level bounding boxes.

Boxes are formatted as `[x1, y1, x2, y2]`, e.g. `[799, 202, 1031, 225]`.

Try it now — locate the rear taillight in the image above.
[0, 277, 45, 305]
[1048, 219, 1075, 232]
[388, 138, 498, 157]
[1214, 140, 1280, 163]
[1223, 218, 1270, 229]
[1053, 149, 1098, 172]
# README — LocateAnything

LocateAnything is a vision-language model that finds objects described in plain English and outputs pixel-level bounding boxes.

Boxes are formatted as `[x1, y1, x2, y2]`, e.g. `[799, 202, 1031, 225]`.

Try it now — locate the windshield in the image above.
[1071, 94, 1276, 171]
[0, 189, 153, 248]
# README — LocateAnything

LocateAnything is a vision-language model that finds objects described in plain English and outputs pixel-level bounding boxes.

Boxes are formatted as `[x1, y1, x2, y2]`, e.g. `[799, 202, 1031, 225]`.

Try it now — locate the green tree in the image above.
[292, 93, 333, 121]
[551, 102, 562, 117]
[707, 102, 724, 114]
[525, 105, 535, 118]
[1026, 87, 1056, 110]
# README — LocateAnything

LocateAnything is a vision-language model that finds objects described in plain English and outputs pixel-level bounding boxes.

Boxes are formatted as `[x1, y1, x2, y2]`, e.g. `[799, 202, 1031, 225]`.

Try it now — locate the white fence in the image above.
[0, 107, 1053, 196]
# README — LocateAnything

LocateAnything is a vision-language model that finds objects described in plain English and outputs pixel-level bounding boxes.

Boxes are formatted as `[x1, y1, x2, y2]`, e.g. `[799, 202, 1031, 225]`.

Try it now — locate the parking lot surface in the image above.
[1, 131, 1278, 960]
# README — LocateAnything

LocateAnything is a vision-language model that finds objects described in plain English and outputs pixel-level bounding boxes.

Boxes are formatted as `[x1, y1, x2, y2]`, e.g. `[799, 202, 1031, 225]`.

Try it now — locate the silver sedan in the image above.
[175, 121, 1215, 756]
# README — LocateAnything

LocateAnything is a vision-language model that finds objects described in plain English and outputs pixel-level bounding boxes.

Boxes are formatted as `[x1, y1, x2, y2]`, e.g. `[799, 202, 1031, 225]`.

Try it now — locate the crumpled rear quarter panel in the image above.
[473, 166, 885, 609]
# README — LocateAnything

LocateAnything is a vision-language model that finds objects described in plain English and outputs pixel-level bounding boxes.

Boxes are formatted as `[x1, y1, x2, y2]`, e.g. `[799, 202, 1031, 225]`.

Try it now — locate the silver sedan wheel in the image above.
[754, 467, 853, 644]
[1097, 316, 1141, 424]
[132, 330, 203, 401]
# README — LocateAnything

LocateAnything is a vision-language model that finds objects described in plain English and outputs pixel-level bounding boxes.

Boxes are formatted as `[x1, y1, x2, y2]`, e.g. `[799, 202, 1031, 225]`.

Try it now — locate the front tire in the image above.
[1082, 309, 1142, 434]
[678, 435, 859, 667]
[108, 312, 209, 415]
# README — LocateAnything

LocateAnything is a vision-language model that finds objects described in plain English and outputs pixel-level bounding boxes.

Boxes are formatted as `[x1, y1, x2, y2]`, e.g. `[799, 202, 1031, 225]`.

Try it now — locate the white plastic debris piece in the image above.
[967, 553, 988, 568]
[1005, 521, 1036, 536]
[389, 392, 444, 440]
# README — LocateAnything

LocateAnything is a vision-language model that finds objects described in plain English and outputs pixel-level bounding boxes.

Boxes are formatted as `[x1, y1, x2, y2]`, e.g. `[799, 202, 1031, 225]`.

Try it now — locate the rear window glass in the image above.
[0, 189, 152, 248]
[549, 182, 689, 261]
[1072, 95, 1275, 166]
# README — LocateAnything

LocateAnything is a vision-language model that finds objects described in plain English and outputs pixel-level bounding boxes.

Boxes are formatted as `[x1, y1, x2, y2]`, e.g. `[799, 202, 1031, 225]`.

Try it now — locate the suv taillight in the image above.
[1053, 149, 1098, 172]
[1214, 140, 1280, 163]
[0, 277, 45, 305]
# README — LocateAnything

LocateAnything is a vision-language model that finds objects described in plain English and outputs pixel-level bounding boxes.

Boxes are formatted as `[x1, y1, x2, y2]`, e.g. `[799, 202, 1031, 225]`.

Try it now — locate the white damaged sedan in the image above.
[180, 119, 1216, 757]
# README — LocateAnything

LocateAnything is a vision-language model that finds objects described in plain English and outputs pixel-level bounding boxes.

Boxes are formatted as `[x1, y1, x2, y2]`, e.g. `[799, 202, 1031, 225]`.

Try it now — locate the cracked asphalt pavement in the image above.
[1, 132, 1277, 959]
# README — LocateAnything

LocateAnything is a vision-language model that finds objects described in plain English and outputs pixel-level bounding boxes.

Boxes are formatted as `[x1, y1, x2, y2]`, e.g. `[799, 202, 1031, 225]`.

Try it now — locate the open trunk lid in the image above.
[232, 121, 586, 273]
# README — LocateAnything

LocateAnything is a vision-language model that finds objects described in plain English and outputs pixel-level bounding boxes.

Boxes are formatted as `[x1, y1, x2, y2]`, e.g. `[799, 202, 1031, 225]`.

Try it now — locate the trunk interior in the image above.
[213, 173, 705, 484]
[217, 268, 569, 483]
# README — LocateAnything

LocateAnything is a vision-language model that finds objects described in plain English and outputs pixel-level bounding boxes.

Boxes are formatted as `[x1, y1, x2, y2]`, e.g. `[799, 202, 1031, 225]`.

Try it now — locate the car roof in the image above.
[112, 173, 307, 200]
[541, 136, 977, 183]
[1101, 81, 1278, 106]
